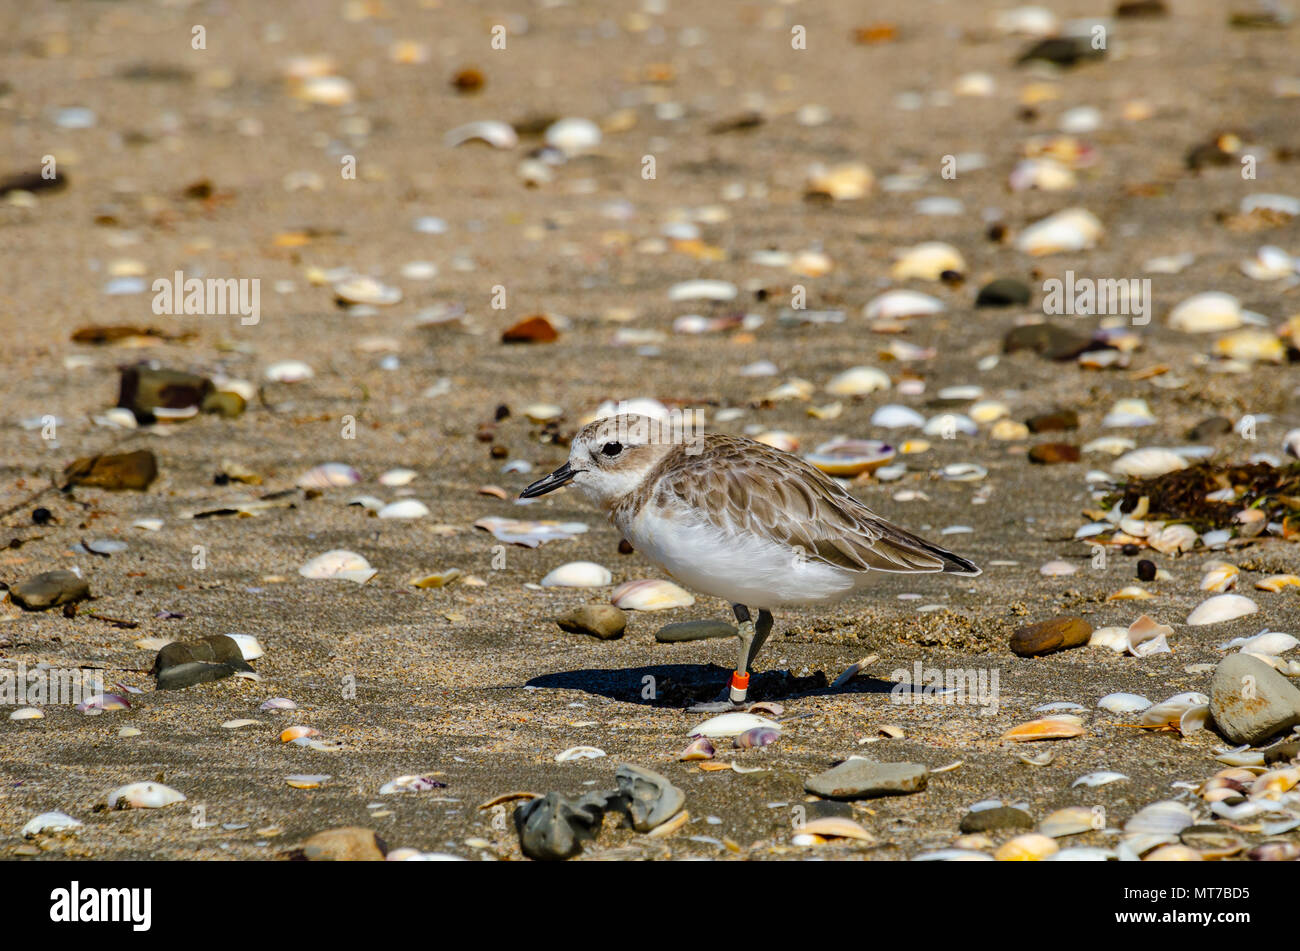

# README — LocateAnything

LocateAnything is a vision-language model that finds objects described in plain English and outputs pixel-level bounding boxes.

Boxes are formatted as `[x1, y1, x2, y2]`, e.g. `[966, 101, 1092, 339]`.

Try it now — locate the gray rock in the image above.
[151, 634, 253, 690]
[8, 570, 90, 611]
[615, 763, 684, 832]
[556, 604, 626, 640]
[804, 759, 928, 800]
[513, 791, 609, 861]
[655, 619, 737, 642]
[960, 805, 1033, 834]
[1209, 654, 1300, 745]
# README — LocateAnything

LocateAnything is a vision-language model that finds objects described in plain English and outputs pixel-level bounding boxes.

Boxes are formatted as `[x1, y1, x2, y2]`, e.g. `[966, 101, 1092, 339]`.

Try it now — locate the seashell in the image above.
[410, 570, 461, 589]
[805, 439, 895, 476]
[1015, 208, 1104, 256]
[1215, 329, 1285, 364]
[667, 279, 737, 302]
[807, 402, 843, 420]
[863, 289, 945, 320]
[444, 120, 518, 149]
[1240, 245, 1296, 281]
[377, 499, 429, 520]
[1099, 693, 1151, 715]
[540, 561, 612, 588]
[474, 517, 588, 547]
[296, 462, 362, 489]
[1009, 157, 1076, 192]
[825, 366, 891, 396]
[1285, 429, 1300, 459]
[754, 431, 799, 453]
[10, 704, 46, 721]
[1082, 436, 1136, 456]
[798, 817, 873, 843]
[285, 774, 329, 789]
[1200, 564, 1239, 592]
[292, 75, 356, 106]
[107, 782, 186, 809]
[733, 727, 779, 749]
[1149, 524, 1197, 554]
[1088, 626, 1129, 651]
[1040, 560, 1077, 577]
[1251, 766, 1300, 797]
[1214, 746, 1265, 767]
[379, 468, 418, 487]
[1145, 844, 1203, 862]
[805, 162, 874, 201]
[260, 697, 297, 711]
[994, 6, 1058, 35]
[225, 633, 264, 661]
[689, 712, 781, 739]
[77, 694, 130, 714]
[545, 117, 601, 156]
[1241, 193, 1300, 216]
[611, 579, 694, 611]
[912, 849, 995, 862]
[1073, 771, 1128, 788]
[222, 719, 260, 729]
[333, 276, 401, 307]
[22, 811, 83, 837]
[678, 737, 716, 761]
[1113, 448, 1186, 478]
[554, 746, 605, 762]
[299, 550, 376, 584]
[1102, 398, 1156, 428]
[890, 242, 966, 281]
[1039, 806, 1100, 838]
[870, 404, 926, 429]
[1168, 292, 1242, 333]
[1220, 631, 1299, 654]
[1124, 801, 1194, 837]
[1002, 719, 1085, 742]
[765, 378, 815, 402]
[924, 414, 976, 437]
[942, 463, 987, 482]
[991, 420, 1030, 440]
[1247, 841, 1300, 862]
[970, 400, 1008, 423]
[1045, 847, 1117, 861]
[1127, 615, 1173, 657]
[264, 360, 313, 383]
[995, 833, 1059, 861]
[1186, 594, 1258, 626]
[280, 725, 319, 743]
[379, 775, 446, 794]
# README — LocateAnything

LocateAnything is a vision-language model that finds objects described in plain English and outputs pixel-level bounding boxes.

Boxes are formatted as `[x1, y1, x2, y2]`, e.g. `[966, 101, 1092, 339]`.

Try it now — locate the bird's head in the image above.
[520, 413, 681, 506]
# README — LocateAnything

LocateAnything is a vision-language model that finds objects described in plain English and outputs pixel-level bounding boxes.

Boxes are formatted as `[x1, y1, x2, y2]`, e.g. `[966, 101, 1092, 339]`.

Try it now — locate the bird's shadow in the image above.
[524, 663, 898, 709]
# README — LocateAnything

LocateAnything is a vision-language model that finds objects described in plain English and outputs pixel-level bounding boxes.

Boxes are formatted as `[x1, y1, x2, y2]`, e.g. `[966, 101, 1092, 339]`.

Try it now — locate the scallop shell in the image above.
[824, 366, 891, 396]
[611, 579, 694, 611]
[107, 782, 186, 809]
[299, 550, 377, 584]
[540, 561, 612, 588]
[805, 439, 895, 476]
[1039, 806, 1099, 838]
[1113, 448, 1187, 478]
[1168, 292, 1242, 333]
[1186, 594, 1258, 626]
[1015, 208, 1104, 255]
[21, 811, 83, 837]
[1124, 801, 1194, 837]
[296, 463, 362, 489]
[378, 500, 430, 519]
[863, 289, 946, 320]
[689, 712, 781, 739]
[890, 242, 966, 281]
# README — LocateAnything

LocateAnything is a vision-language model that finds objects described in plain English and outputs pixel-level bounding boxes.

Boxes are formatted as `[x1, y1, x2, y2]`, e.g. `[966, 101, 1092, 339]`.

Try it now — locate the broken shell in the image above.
[1138, 692, 1209, 728]
[379, 775, 446, 794]
[21, 812, 83, 837]
[1039, 806, 1100, 838]
[806, 162, 874, 201]
[296, 462, 362, 489]
[1127, 615, 1173, 656]
[890, 242, 966, 281]
[798, 817, 873, 843]
[1015, 208, 1104, 255]
[540, 562, 612, 588]
[333, 276, 401, 307]
[107, 782, 186, 809]
[1255, 574, 1300, 592]
[805, 439, 896, 476]
[1168, 292, 1243, 333]
[689, 712, 781, 739]
[226, 633, 264, 660]
[1002, 719, 1085, 742]
[1072, 771, 1128, 788]
[863, 289, 945, 320]
[824, 366, 891, 396]
[611, 579, 694, 611]
[1124, 801, 1195, 837]
[1098, 693, 1151, 715]
[299, 550, 376, 584]
[1089, 626, 1129, 651]
[444, 119, 518, 149]
[544, 117, 601, 156]
[678, 737, 716, 761]
[1200, 563, 1239, 592]
[410, 570, 461, 589]
[1149, 524, 1197, 554]
[1186, 594, 1258, 626]
[995, 833, 1059, 860]
[554, 746, 605, 762]
[1113, 448, 1187, 478]
[1220, 631, 1299, 654]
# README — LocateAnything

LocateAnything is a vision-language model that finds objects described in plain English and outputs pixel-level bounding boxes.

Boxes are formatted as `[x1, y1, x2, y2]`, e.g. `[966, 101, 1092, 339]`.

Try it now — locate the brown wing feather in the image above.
[650, 435, 978, 575]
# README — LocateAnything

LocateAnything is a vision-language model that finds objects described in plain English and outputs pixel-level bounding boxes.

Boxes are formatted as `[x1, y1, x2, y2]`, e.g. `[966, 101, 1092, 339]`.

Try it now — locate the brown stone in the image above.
[301, 827, 387, 861]
[502, 315, 558, 344]
[63, 449, 158, 491]
[556, 605, 626, 640]
[117, 366, 213, 422]
[1026, 410, 1079, 433]
[1028, 443, 1080, 464]
[1010, 616, 1092, 657]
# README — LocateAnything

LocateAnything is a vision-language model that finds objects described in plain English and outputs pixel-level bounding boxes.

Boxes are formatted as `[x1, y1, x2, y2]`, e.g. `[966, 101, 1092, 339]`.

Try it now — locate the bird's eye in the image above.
[601, 442, 623, 457]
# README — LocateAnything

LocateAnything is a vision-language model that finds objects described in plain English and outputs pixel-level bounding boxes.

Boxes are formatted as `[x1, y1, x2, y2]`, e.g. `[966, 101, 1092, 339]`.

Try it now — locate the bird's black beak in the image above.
[520, 462, 577, 498]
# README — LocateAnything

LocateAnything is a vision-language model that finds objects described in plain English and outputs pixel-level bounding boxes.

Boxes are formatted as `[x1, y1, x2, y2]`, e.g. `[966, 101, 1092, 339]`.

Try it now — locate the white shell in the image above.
[1044, 847, 1117, 861]
[1088, 626, 1129, 651]
[1112, 448, 1187, 478]
[667, 279, 737, 302]
[444, 120, 518, 149]
[540, 561, 612, 588]
[890, 242, 965, 281]
[333, 276, 402, 306]
[825, 366, 891, 396]
[863, 289, 945, 320]
[610, 579, 694, 611]
[378, 500, 430, 519]
[924, 413, 976, 436]
[378, 468, 418, 486]
[1219, 631, 1299, 655]
[1015, 208, 1104, 255]
[1102, 398, 1156, 428]
[225, 633, 264, 661]
[1186, 594, 1258, 626]
[871, 404, 926, 429]
[10, 707, 44, 720]
[106, 782, 186, 809]
[299, 550, 377, 584]
[1124, 800, 1194, 837]
[1082, 436, 1136, 455]
[689, 712, 781, 739]
[264, 360, 314, 383]
[545, 117, 601, 156]
[912, 849, 995, 862]
[1149, 524, 1197, 554]
[554, 745, 606, 762]
[296, 463, 362, 489]
[21, 811, 83, 836]
[1038, 806, 1098, 838]
[1168, 292, 1242, 333]
[1098, 693, 1151, 714]
[1139, 692, 1209, 727]
[1200, 564, 1239, 592]
[1072, 771, 1128, 788]
[1127, 615, 1173, 656]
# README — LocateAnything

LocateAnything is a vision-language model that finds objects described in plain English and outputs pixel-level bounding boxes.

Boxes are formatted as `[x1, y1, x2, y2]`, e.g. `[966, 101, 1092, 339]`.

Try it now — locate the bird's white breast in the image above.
[619, 502, 858, 607]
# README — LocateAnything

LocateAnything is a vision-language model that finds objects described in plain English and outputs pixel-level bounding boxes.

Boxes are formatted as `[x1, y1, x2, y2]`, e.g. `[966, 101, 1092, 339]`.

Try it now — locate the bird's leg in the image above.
[747, 609, 774, 671]
[729, 604, 755, 704]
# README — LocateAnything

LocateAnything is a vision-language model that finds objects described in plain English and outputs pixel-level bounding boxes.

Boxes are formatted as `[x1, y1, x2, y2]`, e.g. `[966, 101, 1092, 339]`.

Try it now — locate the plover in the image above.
[521, 414, 980, 707]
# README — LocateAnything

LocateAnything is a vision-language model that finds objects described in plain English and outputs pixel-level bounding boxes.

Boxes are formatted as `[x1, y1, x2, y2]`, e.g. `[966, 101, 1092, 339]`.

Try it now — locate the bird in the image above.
[521, 413, 980, 709]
